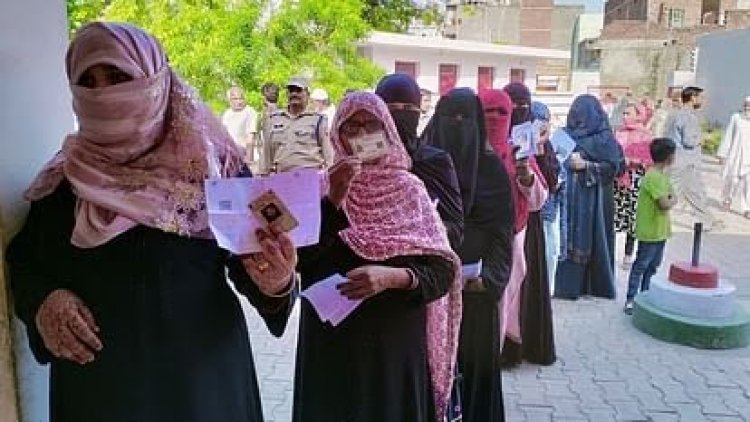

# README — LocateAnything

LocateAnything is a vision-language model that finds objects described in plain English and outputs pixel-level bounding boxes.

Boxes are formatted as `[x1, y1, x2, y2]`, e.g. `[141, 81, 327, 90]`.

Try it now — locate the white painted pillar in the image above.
[1, 1, 72, 421]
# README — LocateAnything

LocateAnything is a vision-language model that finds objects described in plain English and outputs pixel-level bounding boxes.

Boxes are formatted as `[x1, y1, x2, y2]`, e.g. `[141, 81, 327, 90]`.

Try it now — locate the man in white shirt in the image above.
[222, 86, 258, 166]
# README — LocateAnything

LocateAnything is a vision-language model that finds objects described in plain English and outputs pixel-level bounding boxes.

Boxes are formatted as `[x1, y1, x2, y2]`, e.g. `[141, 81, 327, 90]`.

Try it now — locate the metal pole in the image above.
[692, 222, 703, 266]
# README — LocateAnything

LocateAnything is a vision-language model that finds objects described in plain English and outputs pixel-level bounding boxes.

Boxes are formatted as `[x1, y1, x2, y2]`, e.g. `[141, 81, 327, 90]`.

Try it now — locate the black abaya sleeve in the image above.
[479, 160, 515, 298]
[458, 154, 515, 299]
[297, 196, 455, 306]
[226, 260, 297, 338]
[228, 196, 349, 338]
[482, 231, 514, 299]
[6, 183, 77, 364]
[535, 142, 560, 191]
[223, 164, 297, 337]
[388, 255, 455, 304]
[412, 149, 465, 250]
[297, 197, 348, 266]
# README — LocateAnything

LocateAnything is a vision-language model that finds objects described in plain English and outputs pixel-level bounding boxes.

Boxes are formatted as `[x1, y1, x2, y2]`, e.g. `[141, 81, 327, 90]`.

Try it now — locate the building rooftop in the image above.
[362, 31, 571, 60]
[598, 20, 727, 44]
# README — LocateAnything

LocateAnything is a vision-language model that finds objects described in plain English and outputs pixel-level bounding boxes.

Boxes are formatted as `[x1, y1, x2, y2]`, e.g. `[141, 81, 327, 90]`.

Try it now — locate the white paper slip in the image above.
[550, 128, 576, 163]
[462, 260, 482, 280]
[328, 297, 361, 327]
[204, 168, 322, 254]
[300, 273, 363, 326]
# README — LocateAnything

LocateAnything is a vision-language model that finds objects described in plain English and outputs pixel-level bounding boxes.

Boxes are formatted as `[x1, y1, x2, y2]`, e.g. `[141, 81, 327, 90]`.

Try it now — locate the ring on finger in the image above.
[256, 259, 270, 272]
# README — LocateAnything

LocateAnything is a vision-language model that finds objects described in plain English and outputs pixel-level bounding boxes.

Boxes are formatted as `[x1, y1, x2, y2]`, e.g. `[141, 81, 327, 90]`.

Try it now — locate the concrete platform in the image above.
[632, 293, 750, 349]
[647, 277, 736, 319]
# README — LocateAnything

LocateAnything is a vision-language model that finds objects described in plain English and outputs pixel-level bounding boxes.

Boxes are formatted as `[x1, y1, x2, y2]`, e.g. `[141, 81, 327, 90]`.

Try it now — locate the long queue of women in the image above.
[8, 23, 635, 422]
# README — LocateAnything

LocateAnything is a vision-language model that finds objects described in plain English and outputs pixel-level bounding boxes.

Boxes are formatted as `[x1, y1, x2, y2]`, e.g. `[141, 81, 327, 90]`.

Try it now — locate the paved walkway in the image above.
[239, 157, 750, 422]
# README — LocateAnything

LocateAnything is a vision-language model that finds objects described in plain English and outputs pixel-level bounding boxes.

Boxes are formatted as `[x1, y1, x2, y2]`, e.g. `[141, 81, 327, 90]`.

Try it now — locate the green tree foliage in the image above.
[67, 0, 110, 35]
[419, 5, 443, 27]
[262, 0, 383, 103]
[102, 0, 262, 110]
[65, 0, 385, 111]
[362, 0, 419, 33]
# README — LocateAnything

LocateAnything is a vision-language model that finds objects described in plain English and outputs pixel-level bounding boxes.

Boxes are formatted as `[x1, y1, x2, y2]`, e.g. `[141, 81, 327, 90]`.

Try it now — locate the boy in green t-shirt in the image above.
[624, 138, 677, 315]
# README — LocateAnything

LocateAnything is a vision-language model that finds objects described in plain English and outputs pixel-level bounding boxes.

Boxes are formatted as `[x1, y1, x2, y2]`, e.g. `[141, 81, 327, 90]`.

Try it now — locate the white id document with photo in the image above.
[204, 168, 322, 254]
[550, 128, 577, 163]
[301, 273, 363, 326]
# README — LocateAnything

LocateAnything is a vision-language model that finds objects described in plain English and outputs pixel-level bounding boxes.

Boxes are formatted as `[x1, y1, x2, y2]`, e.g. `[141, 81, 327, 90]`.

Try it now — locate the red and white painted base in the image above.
[669, 262, 719, 289]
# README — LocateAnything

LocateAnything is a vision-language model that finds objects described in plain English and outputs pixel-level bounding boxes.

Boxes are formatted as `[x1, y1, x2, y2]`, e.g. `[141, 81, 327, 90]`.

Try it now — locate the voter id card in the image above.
[352, 132, 389, 161]
[250, 189, 299, 233]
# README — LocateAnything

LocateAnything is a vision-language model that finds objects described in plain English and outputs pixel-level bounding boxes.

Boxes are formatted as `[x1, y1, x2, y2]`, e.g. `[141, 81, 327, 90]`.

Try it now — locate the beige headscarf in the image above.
[26, 22, 243, 248]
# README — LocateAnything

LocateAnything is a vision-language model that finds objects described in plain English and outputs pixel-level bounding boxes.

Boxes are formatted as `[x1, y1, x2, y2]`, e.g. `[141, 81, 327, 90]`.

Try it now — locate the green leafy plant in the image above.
[702, 121, 723, 156]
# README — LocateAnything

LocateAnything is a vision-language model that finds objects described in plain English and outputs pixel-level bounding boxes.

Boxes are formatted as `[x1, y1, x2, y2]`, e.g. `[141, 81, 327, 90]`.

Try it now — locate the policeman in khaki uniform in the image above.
[259, 77, 333, 175]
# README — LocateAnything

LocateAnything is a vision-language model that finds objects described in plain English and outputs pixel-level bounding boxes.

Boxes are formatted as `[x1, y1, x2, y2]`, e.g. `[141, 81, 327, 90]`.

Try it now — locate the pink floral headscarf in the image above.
[25, 22, 243, 247]
[331, 92, 462, 420]
[615, 104, 653, 187]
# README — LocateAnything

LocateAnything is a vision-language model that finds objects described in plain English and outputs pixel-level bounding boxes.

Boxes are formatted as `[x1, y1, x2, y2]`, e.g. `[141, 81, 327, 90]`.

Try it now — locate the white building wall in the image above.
[570, 70, 601, 95]
[1, 1, 72, 421]
[696, 28, 750, 127]
[669, 71, 696, 90]
[370, 46, 539, 94]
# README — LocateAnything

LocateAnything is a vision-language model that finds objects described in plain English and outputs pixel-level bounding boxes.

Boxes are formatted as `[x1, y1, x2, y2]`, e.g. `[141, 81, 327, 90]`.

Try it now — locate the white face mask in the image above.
[350, 130, 389, 162]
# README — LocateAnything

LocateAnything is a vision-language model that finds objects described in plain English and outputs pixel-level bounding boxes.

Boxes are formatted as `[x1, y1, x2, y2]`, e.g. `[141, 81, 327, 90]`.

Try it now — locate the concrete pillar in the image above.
[1, 1, 72, 421]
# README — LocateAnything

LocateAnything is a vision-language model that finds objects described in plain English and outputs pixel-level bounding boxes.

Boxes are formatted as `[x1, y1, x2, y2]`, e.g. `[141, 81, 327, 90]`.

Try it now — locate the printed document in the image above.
[205, 168, 322, 254]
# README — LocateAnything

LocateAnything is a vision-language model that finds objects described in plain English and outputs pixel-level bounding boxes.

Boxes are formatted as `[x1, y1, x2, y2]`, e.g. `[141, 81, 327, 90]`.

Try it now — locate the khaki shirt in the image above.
[259, 110, 333, 174]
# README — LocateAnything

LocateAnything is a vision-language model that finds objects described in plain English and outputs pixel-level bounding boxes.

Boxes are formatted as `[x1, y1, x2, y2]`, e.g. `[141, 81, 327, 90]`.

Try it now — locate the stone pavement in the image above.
[238, 156, 750, 422]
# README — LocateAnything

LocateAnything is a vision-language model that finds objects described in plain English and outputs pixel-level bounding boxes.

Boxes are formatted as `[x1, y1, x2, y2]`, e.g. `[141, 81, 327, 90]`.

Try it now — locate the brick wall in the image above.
[445, 0, 581, 50]
[520, 4, 553, 47]
[598, 39, 679, 97]
[648, 0, 703, 28]
[726, 9, 750, 28]
[604, 1, 731, 28]
[605, 0, 649, 25]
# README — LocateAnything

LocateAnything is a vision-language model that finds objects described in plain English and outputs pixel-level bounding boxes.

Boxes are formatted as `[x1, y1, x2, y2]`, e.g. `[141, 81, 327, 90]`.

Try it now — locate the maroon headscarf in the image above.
[480, 89, 540, 233]
[503, 82, 533, 131]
